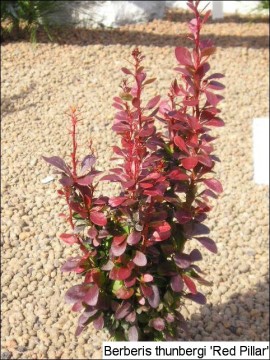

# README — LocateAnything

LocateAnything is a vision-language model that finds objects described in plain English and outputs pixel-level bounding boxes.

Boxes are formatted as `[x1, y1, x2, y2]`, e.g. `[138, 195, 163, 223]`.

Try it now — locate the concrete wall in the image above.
[48, 1, 266, 28]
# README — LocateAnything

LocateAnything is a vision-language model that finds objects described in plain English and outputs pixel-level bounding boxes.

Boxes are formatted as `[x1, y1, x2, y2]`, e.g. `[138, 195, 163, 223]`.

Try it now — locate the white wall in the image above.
[166, 1, 262, 15]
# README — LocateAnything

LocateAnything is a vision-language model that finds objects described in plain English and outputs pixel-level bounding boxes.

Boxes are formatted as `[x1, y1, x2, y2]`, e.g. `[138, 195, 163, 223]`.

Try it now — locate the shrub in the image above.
[1, 0, 59, 42]
[43, 0, 224, 341]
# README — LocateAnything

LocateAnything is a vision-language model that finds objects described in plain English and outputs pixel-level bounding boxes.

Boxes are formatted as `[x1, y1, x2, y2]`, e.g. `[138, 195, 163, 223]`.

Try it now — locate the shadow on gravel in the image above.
[186, 280, 269, 341]
[1, 28, 269, 49]
[166, 11, 270, 24]
[1, 84, 36, 115]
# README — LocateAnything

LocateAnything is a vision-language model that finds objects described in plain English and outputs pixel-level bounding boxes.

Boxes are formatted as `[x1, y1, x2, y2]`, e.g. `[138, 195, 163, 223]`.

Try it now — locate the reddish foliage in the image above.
[43, 0, 224, 341]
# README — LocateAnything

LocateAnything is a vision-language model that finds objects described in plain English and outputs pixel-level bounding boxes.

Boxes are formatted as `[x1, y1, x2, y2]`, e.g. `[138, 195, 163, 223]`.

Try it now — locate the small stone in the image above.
[19, 232, 30, 241]
[239, 264, 250, 273]
[1, 351, 12, 360]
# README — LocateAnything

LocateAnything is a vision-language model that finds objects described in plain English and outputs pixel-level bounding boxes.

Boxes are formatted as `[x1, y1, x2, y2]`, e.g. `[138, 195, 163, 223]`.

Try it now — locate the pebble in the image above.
[1, 9, 269, 358]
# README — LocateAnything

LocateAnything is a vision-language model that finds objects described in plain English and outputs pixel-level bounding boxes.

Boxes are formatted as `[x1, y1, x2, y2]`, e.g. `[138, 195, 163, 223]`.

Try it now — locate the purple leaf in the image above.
[175, 47, 193, 66]
[133, 251, 147, 267]
[174, 253, 191, 269]
[121, 67, 132, 75]
[207, 81, 225, 91]
[203, 178, 223, 194]
[128, 326, 139, 341]
[111, 239, 127, 257]
[81, 155, 96, 174]
[127, 231, 141, 245]
[147, 285, 160, 308]
[93, 313, 104, 330]
[76, 173, 97, 186]
[65, 285, 88, 304]
[175, 209, 192, 224]
[115, 302, 132, 320]
[75, 325, 85, 337]
[101, 260, 114, 271]
[126, 310, 136, 323]
[185, 292, 206, 305]
[146, 95, 161, 110]
[195, 237, 218, 253]
[42, 156, 72, 175]
[78, 308, 98, 326]
[189, 249, 203, 262]
[59, 175, 73, 187]
[88, 227, 98, 239]
[61, 257, 81, 272]
[150, 318, 165, 331]
[84, 284, 99, 306]
[170, 275, 184, 292]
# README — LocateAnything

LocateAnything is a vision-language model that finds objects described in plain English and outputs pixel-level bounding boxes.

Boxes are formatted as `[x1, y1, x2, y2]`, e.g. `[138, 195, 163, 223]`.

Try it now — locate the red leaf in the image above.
[206, 117, 225, 127]
[142, 274, 153, 283]
[195, 237, 218, 253]
[174, 136, 189, 154]
[113, 234, 127, 246]
[141, 284, 153, 297]
[59, 233, 78, 245]
[124, 275, 137, 288]
[90, 212, 107, 226]
[115, 287, 134, 300]
[203, 178, 223, 193]
[127, 231, 141, 245]
[132, 97, 140, 108]
[183, 98, 199, 106]
[133, 251, 147, 267]
[109, 196, 127, 207]
[152, 221, 171, 241]
[146, 95, 161, 110]
[182, 274, 197, 294]
[202, 9, 211, 24]
[168, 169, 189, 181]
[175, 47, 193, 66]
[84, 284, 99, 306]
[109, 267, 131, 280]
[182, 157, 198, 170]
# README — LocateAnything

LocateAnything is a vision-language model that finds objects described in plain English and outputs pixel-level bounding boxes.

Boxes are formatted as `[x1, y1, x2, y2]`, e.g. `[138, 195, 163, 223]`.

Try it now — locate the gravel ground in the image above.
[1, 10, 269, 360]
